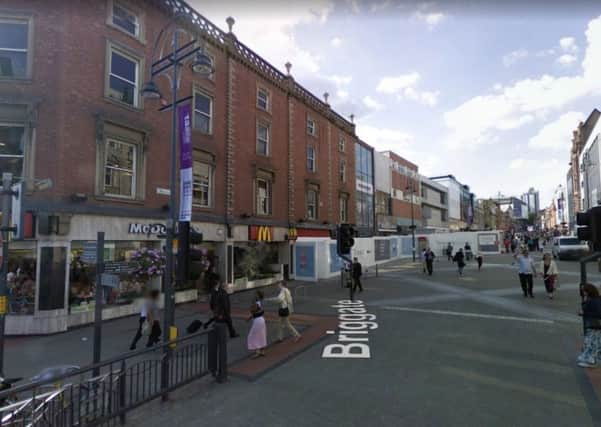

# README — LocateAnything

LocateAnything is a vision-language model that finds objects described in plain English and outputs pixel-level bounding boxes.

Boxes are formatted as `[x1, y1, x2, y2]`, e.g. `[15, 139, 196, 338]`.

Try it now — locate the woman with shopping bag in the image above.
[271, 282, 302, 343]
[538, 253, 559, 299]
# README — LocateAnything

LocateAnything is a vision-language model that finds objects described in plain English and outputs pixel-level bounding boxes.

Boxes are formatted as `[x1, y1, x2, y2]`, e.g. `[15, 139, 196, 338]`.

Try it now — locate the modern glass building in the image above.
[355, 141, 375, 236]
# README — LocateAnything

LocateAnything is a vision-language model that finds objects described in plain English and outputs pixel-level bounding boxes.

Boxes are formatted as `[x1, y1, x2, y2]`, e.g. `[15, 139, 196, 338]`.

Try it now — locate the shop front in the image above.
[230, 224, 288, 292]
[5, 215, 228, 335]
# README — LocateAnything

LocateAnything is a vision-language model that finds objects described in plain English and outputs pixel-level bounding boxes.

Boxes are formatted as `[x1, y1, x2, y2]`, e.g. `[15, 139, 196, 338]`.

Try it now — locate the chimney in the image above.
[226, 16, 235, 33]
[285, 62, 292, 76]
[323, 92, 329, 105]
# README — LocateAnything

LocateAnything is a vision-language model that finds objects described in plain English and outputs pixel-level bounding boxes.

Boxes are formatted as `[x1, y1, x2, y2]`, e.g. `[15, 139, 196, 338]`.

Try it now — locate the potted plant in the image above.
[131, 248, 166, 291]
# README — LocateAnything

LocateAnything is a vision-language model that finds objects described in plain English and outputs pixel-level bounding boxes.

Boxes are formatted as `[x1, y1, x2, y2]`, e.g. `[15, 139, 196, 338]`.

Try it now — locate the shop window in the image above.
[256, 178, 272, 216]
[193, 90, 213, 134]
[0, 125, 25, 177]
[307, 146, 316, 172]
[0, 16, 31, 79]
[234, 242, 279, 282]
[257, 87, 270, 111]
[193, 161, 213, 207]
[340, 195, 348, 223]
[106, 43, 142, 108]
[6, 249, 36, 315]
[111, 1, 140, 38]
[256, 121, 270, 156]
[306, 188, 318, 220]
[104, 138, 136, 198]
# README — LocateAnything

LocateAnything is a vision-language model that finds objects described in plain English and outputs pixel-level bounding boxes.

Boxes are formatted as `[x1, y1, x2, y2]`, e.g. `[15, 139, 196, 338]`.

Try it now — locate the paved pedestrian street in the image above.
[119, 254, 601, 426]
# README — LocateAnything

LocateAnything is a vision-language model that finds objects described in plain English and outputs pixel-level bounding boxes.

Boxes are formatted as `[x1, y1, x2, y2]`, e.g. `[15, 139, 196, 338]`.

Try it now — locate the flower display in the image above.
[131, 248, 166, 282]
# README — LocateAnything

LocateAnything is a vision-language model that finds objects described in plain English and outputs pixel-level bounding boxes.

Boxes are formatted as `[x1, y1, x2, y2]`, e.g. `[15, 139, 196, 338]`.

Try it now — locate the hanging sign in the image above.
[178, 103, 193, 222]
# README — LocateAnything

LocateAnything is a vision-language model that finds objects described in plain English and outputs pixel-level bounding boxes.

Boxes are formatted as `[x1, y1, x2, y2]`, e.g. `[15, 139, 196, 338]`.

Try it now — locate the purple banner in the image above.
[178, 103, 193, 222]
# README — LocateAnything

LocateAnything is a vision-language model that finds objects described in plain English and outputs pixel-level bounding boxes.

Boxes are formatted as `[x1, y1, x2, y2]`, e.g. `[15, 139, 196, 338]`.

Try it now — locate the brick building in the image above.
[373, 150, 421, 235]
[0, 0, 357, 333]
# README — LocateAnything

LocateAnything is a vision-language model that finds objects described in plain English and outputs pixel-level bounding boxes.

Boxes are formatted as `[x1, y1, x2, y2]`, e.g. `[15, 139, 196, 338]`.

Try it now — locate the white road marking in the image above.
[380, 306, 555, 324]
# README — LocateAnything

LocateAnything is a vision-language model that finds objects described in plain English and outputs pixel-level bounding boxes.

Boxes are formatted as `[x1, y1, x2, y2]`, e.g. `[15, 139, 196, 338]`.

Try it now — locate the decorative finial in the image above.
[285, 62, 292, 76]
[323, 92, 329, 104]
[350, 114, 355, 123]
[226, 16, 235, 33]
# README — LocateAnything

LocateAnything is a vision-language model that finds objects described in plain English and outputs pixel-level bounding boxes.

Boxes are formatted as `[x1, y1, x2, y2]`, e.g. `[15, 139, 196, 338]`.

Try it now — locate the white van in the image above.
[552, 236, 589, 260]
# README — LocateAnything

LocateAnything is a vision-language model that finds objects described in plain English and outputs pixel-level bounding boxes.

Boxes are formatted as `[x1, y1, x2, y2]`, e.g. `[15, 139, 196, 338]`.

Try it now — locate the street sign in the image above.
[156, 187, 171, 196]
[100, 273, 120, 288]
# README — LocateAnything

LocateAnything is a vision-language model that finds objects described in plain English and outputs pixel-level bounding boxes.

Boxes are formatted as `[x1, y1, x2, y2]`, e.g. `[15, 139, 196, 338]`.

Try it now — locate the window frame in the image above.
[0, 14, 34, 80]
[0, 123, 25, 178]
[338, 137, 346, 153]
[307, 118, 317, 137]
[307, 145, 316, 172]
[255, 177, 273, 216]
[193, 90, 214, 135]
[339, 159, 346, 183]
[256, 121, 270, 156]
[192, 160, 213, 208]
[256, 86, 270, 112]
[106, 0, 145, 42]
[105, 42, 144, 109]
[103, 137, 137, 199]
[306, 188, 318, 220]
[339, 194, 349, 223]
[112, 1, 140, 37]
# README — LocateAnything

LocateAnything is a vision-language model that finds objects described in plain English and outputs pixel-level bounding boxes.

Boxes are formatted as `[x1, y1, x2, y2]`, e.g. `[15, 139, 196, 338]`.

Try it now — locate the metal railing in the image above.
[0, 328, 215, 426]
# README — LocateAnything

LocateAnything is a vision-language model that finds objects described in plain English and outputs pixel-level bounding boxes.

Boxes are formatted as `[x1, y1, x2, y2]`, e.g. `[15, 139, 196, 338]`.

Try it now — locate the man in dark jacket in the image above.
[425, 248, 435, 276]
[213, 280, 239, 338]
[352, 257, 363, 293]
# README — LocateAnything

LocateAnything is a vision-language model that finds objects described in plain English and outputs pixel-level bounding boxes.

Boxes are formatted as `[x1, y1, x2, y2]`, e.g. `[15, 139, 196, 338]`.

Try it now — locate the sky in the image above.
[189, 0, 601, 207]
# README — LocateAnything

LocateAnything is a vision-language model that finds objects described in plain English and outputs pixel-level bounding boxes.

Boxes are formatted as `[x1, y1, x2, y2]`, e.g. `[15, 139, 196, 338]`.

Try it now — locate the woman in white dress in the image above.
[247, 290, 267, 358]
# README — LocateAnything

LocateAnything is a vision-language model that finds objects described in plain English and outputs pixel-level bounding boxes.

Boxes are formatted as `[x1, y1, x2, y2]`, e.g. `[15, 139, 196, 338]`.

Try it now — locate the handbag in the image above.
[141, 320, 150, 336]
[278, 307, 290, 317]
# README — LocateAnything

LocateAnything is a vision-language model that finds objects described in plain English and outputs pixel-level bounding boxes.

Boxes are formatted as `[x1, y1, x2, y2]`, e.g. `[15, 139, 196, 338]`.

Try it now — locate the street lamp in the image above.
[142, 16, 213, 397]
[406, 184, 416, 262]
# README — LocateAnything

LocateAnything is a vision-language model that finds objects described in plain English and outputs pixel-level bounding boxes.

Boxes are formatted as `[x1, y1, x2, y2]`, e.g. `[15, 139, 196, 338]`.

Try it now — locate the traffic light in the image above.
[177, 222, 204, 282]
[576, 206, 601, 250]
[337, 223, 356, 256]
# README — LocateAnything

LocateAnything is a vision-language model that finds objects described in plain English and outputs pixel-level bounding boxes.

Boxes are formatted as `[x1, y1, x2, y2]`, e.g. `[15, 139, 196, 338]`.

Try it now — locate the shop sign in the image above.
[178, 103, 193, 222]
[374, 239, 391, 261]
[81, 241, 97, 264]
[249, 225, 273, 242]
[356, 179, 374, 195]
[128, 223, 166, 237]
[286, 228, 298, 241]
[104, 261, 135, 274]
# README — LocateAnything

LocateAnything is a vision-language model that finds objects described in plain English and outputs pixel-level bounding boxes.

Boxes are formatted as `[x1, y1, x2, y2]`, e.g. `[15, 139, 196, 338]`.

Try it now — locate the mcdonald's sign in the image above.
[286, 228, 298, 241]
[249, 225, 273, 242]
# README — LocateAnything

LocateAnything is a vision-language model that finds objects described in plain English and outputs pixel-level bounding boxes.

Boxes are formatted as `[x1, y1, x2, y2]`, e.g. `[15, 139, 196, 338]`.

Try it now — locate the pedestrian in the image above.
[510, 238, 517, 254]
[446, 242, 453, 261]
[203, 275, 220, 330]
[213, 278, 239, 338]
[352, 257, 364, 293]
[425, 248, 435, 276]
[464, 242, 472, 261]
[453, 248, 466, 276]
[514, 247, 537, 298]
[578, 284, 601, 368]
[246, 290, 267, 358]
[538, 253, 559, 299]
[476, 254, 483, 271]
[130, 289, 161, 350]
[271, 282, 301, 343]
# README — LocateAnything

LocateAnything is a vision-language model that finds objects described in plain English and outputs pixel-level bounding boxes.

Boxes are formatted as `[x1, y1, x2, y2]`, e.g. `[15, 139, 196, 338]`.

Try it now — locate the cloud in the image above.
[192, 0, 334, 78]
[415, 11, 445, 30]
[356, 124, 413, 151]
[330, 37, 342, 48]
[559, 36, 578, 53]
[556, 54, 577, 66]
[370, 0, 391, 13]
[444, 14, 601, 150]
[376, 72, 439, 106]
[528, 111, 584, 150]
[362, 96, 384, 111]
[502, 49, 529, 67]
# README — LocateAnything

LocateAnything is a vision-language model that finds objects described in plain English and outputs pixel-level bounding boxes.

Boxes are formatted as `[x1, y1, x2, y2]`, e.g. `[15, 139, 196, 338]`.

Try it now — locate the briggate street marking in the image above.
[380, 306, 554, 324]
[322, 300, 378, 359]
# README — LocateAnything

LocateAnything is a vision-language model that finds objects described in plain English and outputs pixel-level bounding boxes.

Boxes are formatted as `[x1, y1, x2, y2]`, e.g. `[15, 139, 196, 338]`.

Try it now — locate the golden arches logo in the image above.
[287, 228, 298, 241]
[257, 226, 272, 242]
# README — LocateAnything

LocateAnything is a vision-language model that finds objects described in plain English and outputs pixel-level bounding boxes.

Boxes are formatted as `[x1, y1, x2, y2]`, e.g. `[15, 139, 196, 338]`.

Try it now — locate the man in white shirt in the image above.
[514, 247, 537, 298]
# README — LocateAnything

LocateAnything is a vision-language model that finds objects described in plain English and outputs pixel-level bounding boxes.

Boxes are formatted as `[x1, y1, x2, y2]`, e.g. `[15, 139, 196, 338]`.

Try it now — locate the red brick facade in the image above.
[0, 0, 356, 231]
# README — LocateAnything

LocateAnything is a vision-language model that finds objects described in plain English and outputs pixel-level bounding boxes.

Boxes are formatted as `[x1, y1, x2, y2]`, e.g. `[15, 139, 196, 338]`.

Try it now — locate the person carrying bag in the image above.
[272, 282, 301, 343]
